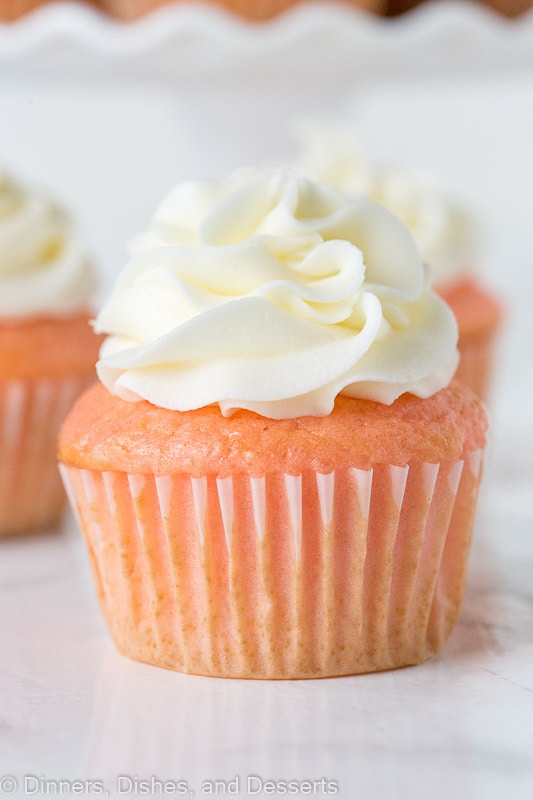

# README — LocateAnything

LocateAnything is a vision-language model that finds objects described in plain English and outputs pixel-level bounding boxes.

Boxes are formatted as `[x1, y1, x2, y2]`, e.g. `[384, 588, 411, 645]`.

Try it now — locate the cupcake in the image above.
[291, 121, 503, 401]
[385, 0, 532, 18]
[58, 168, 488, 679]
[0, 0, 90, 22]
[0, 173, 101, 536]
[92, 0, 386, 23]
[0, 0, 49, 22]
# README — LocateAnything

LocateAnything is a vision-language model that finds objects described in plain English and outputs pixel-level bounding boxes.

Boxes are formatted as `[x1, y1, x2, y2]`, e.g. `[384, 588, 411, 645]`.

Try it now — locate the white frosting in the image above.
[292, 121, 480, 285]
[0, 173, 95, 318]
[95, 167, 458, 419]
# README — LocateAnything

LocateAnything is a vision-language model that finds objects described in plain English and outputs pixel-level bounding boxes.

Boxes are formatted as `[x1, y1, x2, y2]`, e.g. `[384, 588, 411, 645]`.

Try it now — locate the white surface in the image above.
[1, 476, 533, 799]
[0, 2, 533, 798]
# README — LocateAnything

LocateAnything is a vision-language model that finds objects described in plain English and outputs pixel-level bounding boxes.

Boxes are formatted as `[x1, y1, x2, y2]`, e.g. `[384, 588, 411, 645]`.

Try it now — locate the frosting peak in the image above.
[96, 167, 458, 419]
[0, 173, 96, 319]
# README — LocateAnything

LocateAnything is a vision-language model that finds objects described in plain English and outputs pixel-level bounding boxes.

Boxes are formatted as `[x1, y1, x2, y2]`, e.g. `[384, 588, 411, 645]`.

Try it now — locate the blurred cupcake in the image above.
[0, 0, 48, 22]
[92, 0, 386, 23]
[0, 0, 104, 22]
[0, 172, 101, 536]
[292, 121, 503, 401]
[386, 0, 532, 18]
[59, 168, 488, 679]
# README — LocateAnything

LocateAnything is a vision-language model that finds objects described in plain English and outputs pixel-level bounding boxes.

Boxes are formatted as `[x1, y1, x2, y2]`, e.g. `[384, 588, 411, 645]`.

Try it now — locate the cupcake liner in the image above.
[60, 451, 484, 679]
[0, 376, 94, 537]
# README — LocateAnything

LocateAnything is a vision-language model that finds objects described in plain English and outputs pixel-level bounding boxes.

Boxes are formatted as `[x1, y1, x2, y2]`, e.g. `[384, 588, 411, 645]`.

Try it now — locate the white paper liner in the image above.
[0, 376, 93, 536]
[60, 450, 484, 678]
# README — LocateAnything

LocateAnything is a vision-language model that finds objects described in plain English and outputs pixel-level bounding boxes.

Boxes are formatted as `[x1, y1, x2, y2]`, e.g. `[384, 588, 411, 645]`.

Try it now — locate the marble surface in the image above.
[1, 3, 533, 799]
[0, 440, 532, 799]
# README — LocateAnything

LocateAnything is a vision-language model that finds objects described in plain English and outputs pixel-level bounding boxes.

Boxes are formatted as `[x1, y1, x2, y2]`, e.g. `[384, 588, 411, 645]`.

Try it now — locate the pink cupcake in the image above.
[59, 168, 488, 678]
[0, 172, 100, 536]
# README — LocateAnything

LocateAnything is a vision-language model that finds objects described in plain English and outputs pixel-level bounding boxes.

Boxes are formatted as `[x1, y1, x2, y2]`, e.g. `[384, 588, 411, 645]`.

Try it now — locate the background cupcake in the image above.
[0, 0, 49, 22]
[291, 121, 504, 401]
[90, 0, 386, 23]
[0, 172, 101, 536]
[59, 167, 488, 679]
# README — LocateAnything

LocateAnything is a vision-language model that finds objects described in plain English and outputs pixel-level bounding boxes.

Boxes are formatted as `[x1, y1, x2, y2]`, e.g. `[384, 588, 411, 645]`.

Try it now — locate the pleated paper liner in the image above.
[60, 450, 484, 679]
[0, 376, 95, 537]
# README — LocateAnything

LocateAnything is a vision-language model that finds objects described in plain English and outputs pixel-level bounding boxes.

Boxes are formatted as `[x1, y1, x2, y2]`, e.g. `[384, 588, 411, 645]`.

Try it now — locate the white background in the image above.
[0, 3, 532, 798]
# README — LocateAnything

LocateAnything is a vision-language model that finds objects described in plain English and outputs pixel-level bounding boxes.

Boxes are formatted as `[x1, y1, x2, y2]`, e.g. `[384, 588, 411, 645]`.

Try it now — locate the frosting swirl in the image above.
[95, 167, 458, 419]
[292, 122, 480, 285]
[0, 173, 95, 318]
